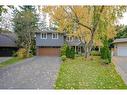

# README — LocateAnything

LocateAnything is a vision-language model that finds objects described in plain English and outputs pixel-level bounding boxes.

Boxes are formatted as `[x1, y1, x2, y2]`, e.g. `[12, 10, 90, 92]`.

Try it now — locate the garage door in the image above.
[117, 47, 127, 56]
[38, 48, 60, 56]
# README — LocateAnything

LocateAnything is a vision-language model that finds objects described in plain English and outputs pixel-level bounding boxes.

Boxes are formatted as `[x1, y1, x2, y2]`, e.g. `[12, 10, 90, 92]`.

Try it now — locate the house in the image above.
[35, 28, 83, 56]
[35, 28, 64, 56]
[113, 38, 127, 56]
[0, 32, 18, 56]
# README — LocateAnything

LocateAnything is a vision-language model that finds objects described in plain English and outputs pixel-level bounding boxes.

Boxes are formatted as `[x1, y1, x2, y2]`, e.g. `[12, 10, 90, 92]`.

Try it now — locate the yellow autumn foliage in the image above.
[42, 6, 126, 47]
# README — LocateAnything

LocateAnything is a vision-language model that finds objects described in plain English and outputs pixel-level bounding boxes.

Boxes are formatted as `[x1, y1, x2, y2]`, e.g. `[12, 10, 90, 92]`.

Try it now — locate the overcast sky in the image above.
[118, 12, 127, 25]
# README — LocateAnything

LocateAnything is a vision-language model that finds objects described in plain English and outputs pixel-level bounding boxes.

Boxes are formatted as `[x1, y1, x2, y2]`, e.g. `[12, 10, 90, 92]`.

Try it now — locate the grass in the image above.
[0, 57, 22, 68]
[55, 56, 127, 89]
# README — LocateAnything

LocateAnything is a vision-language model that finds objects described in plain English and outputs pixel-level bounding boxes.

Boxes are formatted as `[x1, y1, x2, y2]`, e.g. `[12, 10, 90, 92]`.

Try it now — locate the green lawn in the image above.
[55, 56, 127, 89]
[0, 57, 22, 68]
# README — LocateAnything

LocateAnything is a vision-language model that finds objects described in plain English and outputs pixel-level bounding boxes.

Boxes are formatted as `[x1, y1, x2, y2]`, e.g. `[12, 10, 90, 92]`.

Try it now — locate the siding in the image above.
[36, 33, 64, 47]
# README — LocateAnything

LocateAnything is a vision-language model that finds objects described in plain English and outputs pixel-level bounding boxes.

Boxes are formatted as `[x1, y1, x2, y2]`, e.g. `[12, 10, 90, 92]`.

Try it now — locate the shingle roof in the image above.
[66, 39, 83, 46]
[113, 38, 127, 43]
[36, 28, 64, 33]
[0, 32, 17, 47]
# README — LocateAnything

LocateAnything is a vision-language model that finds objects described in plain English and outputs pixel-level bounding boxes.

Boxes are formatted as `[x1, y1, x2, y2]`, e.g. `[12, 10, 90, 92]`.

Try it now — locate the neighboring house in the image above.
[35, 28, 84, 56]
[0, 32, 18, 56]
[113, 38, 127, 56]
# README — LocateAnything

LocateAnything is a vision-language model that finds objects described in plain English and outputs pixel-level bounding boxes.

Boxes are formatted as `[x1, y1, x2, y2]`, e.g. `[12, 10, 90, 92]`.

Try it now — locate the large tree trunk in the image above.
[84, 43, 93, 58]
[84, 32, 94, 58]
[84, 44, 90, 58]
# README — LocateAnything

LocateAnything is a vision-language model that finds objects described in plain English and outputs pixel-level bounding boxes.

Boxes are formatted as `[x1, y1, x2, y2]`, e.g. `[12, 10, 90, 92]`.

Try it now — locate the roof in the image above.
[66, 39, 83, 46]
[113, 38, 127, 43]
[36, 28, 64, 34]
[0, 32, 17, 47]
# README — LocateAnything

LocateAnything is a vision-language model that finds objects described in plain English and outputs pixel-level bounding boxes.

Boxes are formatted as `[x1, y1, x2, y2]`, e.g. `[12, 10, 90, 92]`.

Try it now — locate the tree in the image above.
[115, 25, 127, 38]
[13, 6, 38, 57]
[42, 6, 126, 58]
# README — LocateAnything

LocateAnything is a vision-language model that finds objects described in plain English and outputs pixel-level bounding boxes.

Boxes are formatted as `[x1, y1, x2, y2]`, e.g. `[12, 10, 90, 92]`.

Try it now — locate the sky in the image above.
[118, 12, 127, 25]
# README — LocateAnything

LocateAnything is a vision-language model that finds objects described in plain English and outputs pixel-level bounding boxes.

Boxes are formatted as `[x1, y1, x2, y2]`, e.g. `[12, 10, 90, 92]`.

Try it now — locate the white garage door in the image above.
[118, 47, 127, 56]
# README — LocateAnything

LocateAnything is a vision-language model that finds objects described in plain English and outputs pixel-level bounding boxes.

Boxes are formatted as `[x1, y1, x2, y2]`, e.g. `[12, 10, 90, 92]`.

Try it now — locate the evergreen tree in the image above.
[13, 5, 38, 57]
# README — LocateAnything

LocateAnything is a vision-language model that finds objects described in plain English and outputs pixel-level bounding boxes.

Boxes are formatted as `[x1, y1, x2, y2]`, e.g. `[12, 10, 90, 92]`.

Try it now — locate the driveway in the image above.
[112, 56, 127, 85]
[0, 57, 12, 63]
[0, 56, 61, 89]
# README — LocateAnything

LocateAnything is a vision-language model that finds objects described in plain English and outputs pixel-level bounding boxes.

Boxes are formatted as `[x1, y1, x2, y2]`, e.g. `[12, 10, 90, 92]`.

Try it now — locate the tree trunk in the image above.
[84, 44, 89, 58]
[26, 46, 30, 57]
[84, 32, 94, 58]
[26, 43, 31, 58]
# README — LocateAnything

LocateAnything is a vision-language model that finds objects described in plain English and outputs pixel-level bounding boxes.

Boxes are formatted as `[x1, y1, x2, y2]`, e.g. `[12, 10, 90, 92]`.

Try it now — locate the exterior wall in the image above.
[36, 33, 64, 47]
[114, 42, 127, 56]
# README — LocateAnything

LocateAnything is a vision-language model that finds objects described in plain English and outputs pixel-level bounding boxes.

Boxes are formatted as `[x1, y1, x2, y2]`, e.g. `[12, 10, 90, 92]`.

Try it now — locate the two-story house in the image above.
[35, 28, 64, 56]
[35, 28, 84, 56]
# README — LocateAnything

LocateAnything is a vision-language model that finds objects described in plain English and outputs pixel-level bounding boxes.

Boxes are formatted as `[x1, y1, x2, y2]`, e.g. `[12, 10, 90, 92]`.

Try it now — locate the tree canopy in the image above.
[115, 25, 127, 38]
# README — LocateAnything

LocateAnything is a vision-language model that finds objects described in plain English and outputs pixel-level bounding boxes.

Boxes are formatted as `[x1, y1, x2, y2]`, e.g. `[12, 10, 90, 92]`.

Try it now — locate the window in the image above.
[52, 33, 58, 39]
[41, 33, 47, 39]
[67, 36, 73, 41]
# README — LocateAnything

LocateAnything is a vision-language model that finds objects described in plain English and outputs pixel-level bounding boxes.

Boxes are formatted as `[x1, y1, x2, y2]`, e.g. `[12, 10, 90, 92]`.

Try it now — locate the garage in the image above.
[117, 47, 127, 56]
[0, 47, 18, 57]
[113, 38, 127, 56]
[0, 32, 18, 56]
[37, 47, 60, 56]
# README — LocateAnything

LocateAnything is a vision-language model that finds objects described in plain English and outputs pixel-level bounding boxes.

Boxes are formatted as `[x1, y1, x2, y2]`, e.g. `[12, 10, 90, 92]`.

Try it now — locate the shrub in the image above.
[100, 38, 111, 64]
[70, 47, 75, 59]
[60, 43, 68, 56]
[16, 48, 27, 59]
[61, 55, 66, 61]
[91, 51, 100, 56]
[66, 47, 75, 59]
[12, 51, 17, 57]
[66, 46, 70, 58]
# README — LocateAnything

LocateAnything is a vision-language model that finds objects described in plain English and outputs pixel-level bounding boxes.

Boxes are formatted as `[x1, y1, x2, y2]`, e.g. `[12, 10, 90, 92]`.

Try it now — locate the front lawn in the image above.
[0, 57, 22, 68]
[55, 56, 127, 89]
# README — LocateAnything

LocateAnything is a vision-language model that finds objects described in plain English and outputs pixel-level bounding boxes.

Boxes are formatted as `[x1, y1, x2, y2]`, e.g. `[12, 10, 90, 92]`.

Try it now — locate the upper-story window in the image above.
[67, 36, 73, 41]
[41, 33, 47, 39]
[52, 33, 58, 39]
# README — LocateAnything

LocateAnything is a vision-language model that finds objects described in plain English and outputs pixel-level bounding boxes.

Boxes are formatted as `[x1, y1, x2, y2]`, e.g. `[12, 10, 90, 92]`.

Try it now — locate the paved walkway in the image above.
[112, 56, 127, 85]
[0, 56, 61, 89]
[0, 57, 12, 63]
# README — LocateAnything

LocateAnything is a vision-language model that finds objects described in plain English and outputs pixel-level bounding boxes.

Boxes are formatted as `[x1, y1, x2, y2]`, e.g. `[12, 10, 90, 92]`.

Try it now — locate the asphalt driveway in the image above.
[0, 56, 61, 89]
[112, 56, 127, 85]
